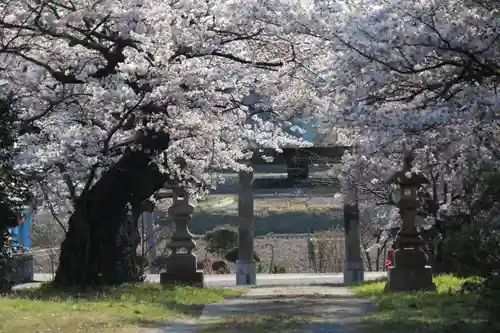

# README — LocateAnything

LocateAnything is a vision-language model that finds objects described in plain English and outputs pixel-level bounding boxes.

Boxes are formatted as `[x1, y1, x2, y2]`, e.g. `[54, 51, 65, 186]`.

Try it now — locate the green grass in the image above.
[196, 195, 235, 209]
[351, 275, 493, 333]
[0, 283, 243, 333]
[198, 197, 339, 215]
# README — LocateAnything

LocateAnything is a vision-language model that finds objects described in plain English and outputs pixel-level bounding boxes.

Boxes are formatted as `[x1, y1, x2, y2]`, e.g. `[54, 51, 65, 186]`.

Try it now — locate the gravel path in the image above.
[153, 285, 377, 333]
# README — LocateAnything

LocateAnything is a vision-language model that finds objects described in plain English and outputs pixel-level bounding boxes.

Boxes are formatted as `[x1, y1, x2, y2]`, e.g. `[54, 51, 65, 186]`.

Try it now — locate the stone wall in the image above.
[9, 252, 35, 283]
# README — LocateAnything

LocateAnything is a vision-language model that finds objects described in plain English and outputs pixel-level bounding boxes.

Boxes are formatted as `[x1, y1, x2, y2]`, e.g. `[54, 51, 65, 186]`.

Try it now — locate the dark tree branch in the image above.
[38, 181, 69, 234]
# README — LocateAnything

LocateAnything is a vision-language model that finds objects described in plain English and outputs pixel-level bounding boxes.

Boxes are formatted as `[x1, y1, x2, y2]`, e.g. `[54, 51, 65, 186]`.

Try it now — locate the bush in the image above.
[430, 168, 500, 277]
[270, 263, 287, 274]
[224, 247, 261, 263]
[204, 225, 238, 257]
[309, 230, 344, 273]
[460, 275, 500, 330]
[437, 222, 500, 277]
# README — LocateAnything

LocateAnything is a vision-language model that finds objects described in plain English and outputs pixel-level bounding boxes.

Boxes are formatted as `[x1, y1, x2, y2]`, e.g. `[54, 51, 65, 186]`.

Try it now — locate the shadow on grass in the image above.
[9, 282, 240, 317]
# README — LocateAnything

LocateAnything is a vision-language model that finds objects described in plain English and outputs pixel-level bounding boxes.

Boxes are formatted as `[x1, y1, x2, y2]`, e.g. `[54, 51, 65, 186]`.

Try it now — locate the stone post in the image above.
[160, 189, 204, 287]
[236, 170, 257, 285]
[286, 150, 310, 180]
[342, 168, 364, 283]
[343, 203, 364, 283]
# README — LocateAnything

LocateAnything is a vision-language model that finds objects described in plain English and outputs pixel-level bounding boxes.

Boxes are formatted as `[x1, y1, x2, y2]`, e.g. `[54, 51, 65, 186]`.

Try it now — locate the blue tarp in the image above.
[8, 208, 31, 248]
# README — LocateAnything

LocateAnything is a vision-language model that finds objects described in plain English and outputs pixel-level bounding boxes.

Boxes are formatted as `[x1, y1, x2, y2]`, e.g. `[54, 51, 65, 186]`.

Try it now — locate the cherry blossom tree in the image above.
[327, 0, 500, 268]
[243, 0, 500, 271]
[4, 0, 498, 285]
[0, 0, 319, 286]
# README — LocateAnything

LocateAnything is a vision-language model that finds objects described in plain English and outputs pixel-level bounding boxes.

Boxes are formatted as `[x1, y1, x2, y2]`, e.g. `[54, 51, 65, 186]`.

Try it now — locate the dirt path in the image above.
[152, 286, 377, 333]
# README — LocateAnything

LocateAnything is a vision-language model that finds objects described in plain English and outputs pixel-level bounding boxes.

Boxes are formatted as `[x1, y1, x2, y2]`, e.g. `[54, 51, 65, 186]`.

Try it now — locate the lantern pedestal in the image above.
[385, 248, 436, 292]
[385, 211, 436, 292]
[160, 270, 204, 288]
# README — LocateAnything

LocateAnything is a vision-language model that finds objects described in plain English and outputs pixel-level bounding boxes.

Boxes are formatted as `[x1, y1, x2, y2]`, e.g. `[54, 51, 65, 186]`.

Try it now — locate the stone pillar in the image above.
[160, 189, 204, 287]
[342, 168, 364, 283]
[236, 170, 256, 285]
[343, 203, 364, 283]
[286, 150, 309, 180]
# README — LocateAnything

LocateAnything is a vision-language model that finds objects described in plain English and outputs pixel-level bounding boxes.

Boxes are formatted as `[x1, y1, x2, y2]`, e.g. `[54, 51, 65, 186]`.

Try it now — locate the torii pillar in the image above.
[342, 169, 364, 283]
[236, 170, 257, 285]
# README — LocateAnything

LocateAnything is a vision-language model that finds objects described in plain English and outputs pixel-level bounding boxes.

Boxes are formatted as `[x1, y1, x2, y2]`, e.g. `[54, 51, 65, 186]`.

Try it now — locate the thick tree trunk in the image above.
[54, 149, 168, 287]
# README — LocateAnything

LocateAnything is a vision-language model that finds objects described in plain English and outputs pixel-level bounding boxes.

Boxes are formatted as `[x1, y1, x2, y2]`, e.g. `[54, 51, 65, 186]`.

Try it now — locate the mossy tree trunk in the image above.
[54, 149, 169, 287]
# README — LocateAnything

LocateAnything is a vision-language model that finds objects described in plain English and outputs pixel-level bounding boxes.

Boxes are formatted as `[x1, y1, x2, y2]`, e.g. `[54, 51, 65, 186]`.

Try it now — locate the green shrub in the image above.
[270, 263, 287, 274]
[224, 247, 261, 263]
[204, 225, 238, 257]
[430, 168, 500, 277]
[438, 222, 500, 277]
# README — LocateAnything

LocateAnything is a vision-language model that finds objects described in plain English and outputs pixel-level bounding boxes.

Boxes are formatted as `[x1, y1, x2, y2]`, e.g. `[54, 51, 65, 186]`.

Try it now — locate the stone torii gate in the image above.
[151, 146, 364, 287]
[235, 146, 364, 285]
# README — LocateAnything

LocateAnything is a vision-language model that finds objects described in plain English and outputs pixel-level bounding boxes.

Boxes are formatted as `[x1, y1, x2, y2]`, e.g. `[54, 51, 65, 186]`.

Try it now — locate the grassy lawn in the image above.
[0, 283, 243, 333]
[351, 275, 494, 333]
[196, 195, 235, 208]
[198, 197, 339, 215]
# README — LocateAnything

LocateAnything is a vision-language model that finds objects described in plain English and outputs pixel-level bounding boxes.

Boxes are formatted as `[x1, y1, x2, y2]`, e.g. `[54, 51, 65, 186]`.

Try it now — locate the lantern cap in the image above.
[386, 151, 428, 186]
[387, 170, 428, 186]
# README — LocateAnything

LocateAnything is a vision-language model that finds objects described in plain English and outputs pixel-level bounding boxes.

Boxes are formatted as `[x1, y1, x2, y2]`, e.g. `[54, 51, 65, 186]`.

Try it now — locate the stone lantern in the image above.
[385, 152, 436, 292]
[159, 187, 204, 288]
